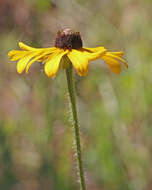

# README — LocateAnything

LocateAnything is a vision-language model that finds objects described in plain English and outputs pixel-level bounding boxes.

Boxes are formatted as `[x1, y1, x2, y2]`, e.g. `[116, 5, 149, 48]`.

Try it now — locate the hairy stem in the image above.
[65, 63, 86, 190]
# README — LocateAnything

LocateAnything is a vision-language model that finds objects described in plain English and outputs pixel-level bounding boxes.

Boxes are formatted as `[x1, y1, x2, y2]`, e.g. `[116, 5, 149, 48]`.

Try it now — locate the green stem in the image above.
[65, 64, 86, 190]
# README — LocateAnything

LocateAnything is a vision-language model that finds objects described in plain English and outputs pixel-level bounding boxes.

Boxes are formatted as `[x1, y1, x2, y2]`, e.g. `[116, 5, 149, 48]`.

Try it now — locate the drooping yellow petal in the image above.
[67, 47, 107, 76]
[26, 51, 51, 73]
[45, 49, 68, 77]
[37, 47, 58, 62]
[25, 54, 45, 73]
[17, 52, 39, 74]
[26, 47, 58, 73]
[67, 49, 90, 76]
[106, 52, 128, 68]
[85, 47, 127, 74]
[102, 55, 122, 74]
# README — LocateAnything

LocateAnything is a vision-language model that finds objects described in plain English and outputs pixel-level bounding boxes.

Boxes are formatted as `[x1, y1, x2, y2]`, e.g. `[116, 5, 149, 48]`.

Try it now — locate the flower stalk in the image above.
[65, 62, 86, 190]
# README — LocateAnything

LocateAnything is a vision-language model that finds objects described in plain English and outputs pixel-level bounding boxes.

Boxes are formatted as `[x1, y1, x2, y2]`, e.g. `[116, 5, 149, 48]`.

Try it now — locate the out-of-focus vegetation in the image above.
[0, 0, 152, 189]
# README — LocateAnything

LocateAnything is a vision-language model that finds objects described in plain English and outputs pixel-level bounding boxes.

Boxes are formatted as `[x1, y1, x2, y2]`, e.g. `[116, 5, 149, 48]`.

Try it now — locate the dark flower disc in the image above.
[55, 28, 83, 50]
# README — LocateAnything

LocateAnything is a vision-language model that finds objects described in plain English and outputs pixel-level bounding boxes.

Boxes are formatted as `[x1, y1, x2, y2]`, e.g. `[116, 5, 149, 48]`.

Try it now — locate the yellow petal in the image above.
[8, 50, 28, 61]
[25, 54, 44, 73]
[80, 48, 106, 61]
[37, 47, 58, 62]
[26, 52, 49, 73]
[45, 49, 68, 77]
[83, 46, 106, 53]
[102, 55, 122, 74]
[106, 52, 128, 68]
[19, 42, 38, 51]
[84, 47, 123, 58]
[17, 52, 39, 74]
[67, 49, 90, 76]
[26, 47, 58, 73]
[67, 47, 106, 76]
[19, 42, 57, 52]
[109, 51, 123, 56]
[8, 50, 18, 58]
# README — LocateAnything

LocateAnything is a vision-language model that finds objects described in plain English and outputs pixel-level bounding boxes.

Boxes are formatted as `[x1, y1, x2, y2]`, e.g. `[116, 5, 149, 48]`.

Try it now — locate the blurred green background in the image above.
[0, 0, 152, 189]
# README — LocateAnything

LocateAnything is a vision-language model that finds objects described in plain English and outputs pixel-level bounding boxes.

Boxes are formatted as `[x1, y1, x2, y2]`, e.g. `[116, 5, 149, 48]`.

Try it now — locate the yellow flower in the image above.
[8, 29, 128, 77]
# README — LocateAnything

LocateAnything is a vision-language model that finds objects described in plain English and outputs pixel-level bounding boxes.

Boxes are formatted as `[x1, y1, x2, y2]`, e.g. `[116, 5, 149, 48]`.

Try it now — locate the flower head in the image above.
[8, 28, 128, 77]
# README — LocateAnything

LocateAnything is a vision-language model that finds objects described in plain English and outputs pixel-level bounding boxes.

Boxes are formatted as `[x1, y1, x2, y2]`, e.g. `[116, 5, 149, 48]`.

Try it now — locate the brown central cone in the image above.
[54, 28, 83, 50]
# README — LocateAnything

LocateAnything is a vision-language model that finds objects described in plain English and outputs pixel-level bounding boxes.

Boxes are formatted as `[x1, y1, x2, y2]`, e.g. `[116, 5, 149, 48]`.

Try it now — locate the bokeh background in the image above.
[0, 0, 152, 189]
